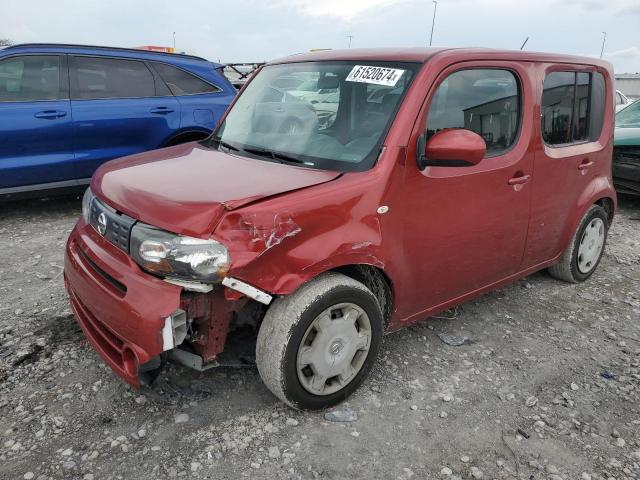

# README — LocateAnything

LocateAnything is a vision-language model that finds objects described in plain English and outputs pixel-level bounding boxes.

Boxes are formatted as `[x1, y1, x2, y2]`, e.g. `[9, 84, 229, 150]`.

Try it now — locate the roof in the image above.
[268, 47, 613, 69]
[270, 47, 450, 64]
[1, 43, 212, 64]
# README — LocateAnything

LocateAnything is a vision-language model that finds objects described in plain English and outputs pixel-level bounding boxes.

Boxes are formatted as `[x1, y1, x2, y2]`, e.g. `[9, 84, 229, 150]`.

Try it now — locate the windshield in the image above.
[616, 100, 640, 128]
[209, 61, 419, 171]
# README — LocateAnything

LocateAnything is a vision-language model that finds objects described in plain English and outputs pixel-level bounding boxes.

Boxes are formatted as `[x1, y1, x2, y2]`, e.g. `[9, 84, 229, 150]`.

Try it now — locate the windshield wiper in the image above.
[242, 146, 307, 165]
[209, 135, 240, 152]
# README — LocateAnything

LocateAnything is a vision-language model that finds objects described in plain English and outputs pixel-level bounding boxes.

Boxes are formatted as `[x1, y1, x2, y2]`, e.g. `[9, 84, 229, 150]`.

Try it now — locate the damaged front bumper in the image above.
[64, 221, 244, 387]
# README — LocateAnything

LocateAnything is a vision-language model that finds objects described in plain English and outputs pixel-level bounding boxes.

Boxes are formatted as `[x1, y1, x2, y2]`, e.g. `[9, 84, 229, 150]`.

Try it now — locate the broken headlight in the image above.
[130, 223, 230, 283]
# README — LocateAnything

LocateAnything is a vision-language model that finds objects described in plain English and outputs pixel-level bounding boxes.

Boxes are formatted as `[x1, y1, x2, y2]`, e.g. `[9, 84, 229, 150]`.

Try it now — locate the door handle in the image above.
[150, 107, 175, 114]
[34, 110, 67, 119]
[507, 174, 531, 186]
[578, 160, 594, 170]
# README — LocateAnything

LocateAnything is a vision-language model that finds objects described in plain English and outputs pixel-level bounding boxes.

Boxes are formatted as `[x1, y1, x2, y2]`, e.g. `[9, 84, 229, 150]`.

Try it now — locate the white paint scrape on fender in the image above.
[165, 278, 213, 293]
[222, 277, 273, 305]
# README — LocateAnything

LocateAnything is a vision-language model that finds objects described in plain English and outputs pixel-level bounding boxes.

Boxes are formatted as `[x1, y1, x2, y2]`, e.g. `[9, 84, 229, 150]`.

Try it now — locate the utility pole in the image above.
[173, 32, 176, 51]
[429, 1, 438, 46]
[347, 35, 353, 48]
[600, 31, 606, 58]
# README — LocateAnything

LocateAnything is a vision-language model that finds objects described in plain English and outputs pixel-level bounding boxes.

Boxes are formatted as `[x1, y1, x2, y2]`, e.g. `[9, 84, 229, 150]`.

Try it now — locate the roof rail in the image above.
[3, 43, 208, 62]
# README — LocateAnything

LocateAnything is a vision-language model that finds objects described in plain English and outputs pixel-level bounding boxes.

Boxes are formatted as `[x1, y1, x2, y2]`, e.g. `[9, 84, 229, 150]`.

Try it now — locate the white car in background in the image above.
[616, 90, 632, 112]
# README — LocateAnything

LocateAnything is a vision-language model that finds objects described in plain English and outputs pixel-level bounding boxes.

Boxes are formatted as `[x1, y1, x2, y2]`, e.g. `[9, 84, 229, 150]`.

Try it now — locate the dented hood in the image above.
[91, 142, 341, 237]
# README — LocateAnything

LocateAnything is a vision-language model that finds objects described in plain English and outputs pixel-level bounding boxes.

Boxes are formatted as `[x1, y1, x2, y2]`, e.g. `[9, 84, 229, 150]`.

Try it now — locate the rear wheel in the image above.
[548, 205, 609, 283]
[256, 273, 383, 410]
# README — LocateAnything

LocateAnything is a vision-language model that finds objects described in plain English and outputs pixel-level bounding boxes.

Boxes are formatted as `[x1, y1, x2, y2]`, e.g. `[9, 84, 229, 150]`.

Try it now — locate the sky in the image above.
[1, 0, 639, 73]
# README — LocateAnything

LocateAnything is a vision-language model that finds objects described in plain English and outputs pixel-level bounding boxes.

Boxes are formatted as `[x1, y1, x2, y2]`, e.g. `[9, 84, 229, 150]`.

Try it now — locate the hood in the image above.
[91, 142, 341, 237]
[614, 127, 640, 147]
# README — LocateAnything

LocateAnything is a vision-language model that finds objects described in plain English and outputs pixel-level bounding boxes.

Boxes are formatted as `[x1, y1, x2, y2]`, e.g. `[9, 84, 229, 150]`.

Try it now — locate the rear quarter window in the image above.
[152, 62, 220, 95]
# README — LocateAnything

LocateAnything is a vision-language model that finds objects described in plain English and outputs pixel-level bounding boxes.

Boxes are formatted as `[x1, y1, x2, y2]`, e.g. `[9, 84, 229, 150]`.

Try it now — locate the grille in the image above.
[77, 247, 127, 296]
[88, 198, 136, 252]
[613, 147, 640, 166]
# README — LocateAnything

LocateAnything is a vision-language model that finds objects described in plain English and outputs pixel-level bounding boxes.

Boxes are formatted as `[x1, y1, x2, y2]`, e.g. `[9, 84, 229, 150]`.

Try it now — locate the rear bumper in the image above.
[64, 220, 182, 387]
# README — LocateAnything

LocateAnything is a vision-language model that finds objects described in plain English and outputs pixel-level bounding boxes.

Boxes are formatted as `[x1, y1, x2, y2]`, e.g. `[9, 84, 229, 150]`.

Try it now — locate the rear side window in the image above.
[426, 69, 521, 155]
[152, 62, 220, 95]
[0, 55, 64, 102]
[541, 71, 605, 145]
[72, 57, 156, 99]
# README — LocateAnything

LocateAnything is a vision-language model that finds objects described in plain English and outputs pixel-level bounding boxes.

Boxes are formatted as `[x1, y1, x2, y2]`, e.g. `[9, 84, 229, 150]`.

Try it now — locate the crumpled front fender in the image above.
[214, 171, 392, 296]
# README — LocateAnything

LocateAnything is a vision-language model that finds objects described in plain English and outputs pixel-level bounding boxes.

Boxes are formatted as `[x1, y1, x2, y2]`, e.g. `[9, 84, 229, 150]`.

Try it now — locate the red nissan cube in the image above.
[64, 48, 616, 410]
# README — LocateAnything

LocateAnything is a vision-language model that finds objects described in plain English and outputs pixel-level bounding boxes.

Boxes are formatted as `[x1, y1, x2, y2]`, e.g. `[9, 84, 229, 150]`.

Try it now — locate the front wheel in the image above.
[548, 204, 609, 283]
[256, 273, 383, 410]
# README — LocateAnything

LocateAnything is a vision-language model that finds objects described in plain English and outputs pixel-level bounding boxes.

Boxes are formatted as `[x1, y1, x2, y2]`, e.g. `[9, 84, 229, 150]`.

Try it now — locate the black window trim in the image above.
[541, 69, 601, 149]
[148, 60, 222, 96]
[425, 66, 524, 160]
[0, 53, 69, 103]
[69, 54, 173, 101]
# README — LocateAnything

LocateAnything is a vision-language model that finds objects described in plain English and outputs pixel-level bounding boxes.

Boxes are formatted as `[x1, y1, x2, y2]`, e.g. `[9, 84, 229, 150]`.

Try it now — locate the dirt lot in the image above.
[0, 193, 639, 480]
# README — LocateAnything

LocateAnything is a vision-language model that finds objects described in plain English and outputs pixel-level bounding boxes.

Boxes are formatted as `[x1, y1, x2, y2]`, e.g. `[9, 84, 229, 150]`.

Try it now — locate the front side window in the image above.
[152, 62, 220, 95]
[211, 61, 418, 172]
[427, 69, 520, 155]
[541, 71, 605, 145]
[72, 57, 156, 99]
[0, 55, 63, 102]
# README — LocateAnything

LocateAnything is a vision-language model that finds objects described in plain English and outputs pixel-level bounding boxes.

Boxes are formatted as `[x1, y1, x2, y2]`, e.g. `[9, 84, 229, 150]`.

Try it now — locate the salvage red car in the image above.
[64, 48, 616, 409]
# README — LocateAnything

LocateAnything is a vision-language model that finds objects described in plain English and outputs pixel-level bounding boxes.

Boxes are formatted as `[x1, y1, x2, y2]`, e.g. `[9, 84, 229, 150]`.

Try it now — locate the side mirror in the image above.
[417, 129, 487, 170]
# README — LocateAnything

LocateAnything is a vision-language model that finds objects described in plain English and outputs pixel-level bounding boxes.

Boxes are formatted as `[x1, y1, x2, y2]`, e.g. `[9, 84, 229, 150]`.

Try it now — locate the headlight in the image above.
[82, 188, 94, 224]
[130, 224, 230, 283]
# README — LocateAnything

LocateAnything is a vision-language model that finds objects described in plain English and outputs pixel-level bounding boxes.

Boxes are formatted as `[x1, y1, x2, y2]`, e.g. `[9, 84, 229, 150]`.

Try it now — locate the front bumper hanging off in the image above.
[64, 221, 239, 387]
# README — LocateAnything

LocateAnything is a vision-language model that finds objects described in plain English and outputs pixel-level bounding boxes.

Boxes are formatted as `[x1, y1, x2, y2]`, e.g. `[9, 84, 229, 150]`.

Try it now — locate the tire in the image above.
[547, 205, 609, 283]
[256, 272, 383, 410]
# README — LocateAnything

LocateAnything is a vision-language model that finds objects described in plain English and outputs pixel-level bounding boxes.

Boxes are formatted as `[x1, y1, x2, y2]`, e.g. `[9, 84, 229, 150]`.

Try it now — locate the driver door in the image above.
[400, 62, 534, 317]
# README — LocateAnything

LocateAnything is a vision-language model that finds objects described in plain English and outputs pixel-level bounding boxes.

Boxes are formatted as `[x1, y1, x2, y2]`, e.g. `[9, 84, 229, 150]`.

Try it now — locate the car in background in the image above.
[613, 99, 640, 195]
[0, 43, 236, 197]
[616, 89, 632, 112]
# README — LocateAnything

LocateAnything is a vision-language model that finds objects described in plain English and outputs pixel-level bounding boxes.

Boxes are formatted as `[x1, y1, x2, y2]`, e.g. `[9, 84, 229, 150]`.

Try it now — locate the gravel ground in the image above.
[0, 193, 639, 480]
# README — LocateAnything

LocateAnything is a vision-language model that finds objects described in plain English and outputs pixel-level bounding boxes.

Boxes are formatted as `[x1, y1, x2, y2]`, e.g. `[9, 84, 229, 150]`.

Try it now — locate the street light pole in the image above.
[429, 1, 438, 47]
[173, 32, 176, 51]
[600, 31, 606, 58]
[347, 35, 353, 48]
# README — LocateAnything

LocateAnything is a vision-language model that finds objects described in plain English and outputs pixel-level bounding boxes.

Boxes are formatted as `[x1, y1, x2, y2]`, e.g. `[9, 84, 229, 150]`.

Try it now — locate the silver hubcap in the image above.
[577, 218, 605, 274]
[296, 303, 372, 396]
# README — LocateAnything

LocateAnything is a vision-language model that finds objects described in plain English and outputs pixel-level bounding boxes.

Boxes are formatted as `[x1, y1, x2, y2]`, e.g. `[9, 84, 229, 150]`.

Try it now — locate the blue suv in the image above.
[0, 44, 236, 196]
